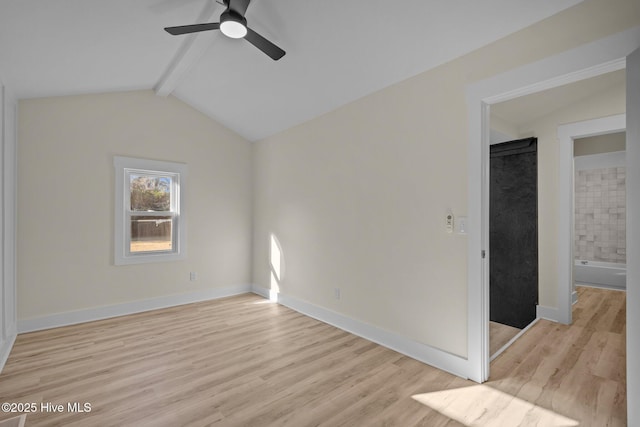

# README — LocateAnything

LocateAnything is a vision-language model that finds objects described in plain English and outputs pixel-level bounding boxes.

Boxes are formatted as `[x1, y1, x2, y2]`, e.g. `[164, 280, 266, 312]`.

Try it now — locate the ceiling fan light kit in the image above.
[164, 0, 285, 60]
[219, 11, 247, 39]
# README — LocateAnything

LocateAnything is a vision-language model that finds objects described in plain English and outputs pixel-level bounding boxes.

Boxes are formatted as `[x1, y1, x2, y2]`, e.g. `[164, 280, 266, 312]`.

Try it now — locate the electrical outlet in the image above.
[334, 288, 341, 300]
[190, 272, 197, 281]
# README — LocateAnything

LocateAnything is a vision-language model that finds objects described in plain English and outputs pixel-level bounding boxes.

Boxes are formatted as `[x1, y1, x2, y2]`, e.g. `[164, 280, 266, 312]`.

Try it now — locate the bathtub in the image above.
[574, 260, 626, 290]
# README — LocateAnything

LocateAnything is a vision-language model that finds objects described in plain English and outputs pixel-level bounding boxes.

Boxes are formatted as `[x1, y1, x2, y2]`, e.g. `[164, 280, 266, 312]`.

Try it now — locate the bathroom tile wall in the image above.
[575, 167, 626, 263]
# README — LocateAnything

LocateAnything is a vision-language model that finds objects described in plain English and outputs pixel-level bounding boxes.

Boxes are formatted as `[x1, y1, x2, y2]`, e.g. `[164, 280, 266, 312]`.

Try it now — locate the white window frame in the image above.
[114, 156, 187, 265]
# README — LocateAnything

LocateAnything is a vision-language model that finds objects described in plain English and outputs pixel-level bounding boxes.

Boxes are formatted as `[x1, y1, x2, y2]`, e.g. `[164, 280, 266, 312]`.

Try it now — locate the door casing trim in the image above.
[465, 25, 639, 383]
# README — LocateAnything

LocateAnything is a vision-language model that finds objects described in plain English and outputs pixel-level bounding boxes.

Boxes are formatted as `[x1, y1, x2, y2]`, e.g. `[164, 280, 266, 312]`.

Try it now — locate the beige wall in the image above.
[490, 115, 519, 143]
[253, 0, 639, 357]
[575, 132, 626, 156]
[18, 90, 253, 320]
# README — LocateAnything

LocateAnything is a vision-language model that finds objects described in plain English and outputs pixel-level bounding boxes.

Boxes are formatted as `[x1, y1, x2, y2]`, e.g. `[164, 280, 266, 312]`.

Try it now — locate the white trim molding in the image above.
[0, 333, 16, 373]
[536, 305, 560, 322]
[0, 79, 18, 374]
[250, 285, 270, 299]
[466, 25, 640, 383]
[18, 285, 252, 333]
[625, 45, 640, 427]
[277, 292, 469, 379]
[113, 156, 188, 266]
[557, 114, 626, 325]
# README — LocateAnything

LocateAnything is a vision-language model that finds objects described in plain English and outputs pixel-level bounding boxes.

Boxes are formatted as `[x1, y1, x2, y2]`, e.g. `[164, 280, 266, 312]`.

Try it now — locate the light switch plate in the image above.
[456, 216, 468, 234]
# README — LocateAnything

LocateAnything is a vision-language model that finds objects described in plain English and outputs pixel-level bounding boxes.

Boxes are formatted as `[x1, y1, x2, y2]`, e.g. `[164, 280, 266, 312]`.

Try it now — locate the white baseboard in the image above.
[536, 304, 559, 322]
[277, 293, 469, 379]
[250, 285, 270, 299]
[0, 332, 17, 373]
[17, 284, 252, 333]
[16, 284, 469, 379]
[572, 290, 578, 305]
[576, 282, 626, 292]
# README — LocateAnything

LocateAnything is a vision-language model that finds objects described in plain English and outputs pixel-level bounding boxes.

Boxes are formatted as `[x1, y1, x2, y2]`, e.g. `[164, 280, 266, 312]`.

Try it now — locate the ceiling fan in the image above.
[164, 0, 285, 60]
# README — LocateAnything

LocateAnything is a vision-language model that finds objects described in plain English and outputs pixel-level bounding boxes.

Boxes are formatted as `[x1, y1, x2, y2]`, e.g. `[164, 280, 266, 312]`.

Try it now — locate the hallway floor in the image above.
[489, 285, 626, 426]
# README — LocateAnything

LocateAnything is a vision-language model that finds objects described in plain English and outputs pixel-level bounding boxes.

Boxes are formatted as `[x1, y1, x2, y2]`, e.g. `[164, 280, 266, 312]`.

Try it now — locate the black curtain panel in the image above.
[490, 137, 538, 329]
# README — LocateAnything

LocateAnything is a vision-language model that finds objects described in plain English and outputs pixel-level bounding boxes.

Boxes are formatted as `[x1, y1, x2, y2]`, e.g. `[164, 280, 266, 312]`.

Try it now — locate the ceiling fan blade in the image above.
[164, 22, 220, 35]
[245, 28, 286, 60]
[228, 0, 251, 16]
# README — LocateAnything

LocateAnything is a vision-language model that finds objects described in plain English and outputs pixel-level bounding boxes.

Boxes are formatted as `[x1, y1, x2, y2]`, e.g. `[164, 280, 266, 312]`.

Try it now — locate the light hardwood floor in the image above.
[488, 286, 626, 426]
[0, 286, 625, 426]
[489, 321, 522, 357]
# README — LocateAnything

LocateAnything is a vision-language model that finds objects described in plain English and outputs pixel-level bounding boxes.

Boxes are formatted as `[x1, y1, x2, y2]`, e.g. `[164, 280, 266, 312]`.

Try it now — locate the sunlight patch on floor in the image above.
[252, 298, 277, 305]
[412, 384, 578, 427]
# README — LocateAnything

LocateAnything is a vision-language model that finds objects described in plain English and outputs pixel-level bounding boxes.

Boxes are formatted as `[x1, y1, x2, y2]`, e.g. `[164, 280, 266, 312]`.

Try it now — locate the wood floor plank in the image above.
[0, 287, 626, 426]
[489, 321, 521, 356]
[489, 285, 627, 427]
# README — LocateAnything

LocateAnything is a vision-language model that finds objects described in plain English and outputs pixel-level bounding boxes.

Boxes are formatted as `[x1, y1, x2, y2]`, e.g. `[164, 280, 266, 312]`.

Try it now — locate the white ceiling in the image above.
[0, 0, 582, 141]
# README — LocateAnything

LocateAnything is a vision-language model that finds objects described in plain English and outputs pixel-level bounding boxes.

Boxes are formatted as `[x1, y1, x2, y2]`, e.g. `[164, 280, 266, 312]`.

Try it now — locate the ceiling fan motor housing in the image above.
[220, 10, 248, 38]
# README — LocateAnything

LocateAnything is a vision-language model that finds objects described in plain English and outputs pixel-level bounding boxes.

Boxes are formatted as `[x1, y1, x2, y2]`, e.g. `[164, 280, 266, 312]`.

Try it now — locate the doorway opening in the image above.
[557, 114, 626, 325]
[487, 71, 625, 360]
[465, 27, 638, 385]
[487, 137, 539, 359]
[573, 132, 627, 295]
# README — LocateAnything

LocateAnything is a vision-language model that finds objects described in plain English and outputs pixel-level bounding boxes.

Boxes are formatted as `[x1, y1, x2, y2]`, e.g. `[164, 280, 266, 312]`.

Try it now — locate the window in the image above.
[114, 156, 187, 265]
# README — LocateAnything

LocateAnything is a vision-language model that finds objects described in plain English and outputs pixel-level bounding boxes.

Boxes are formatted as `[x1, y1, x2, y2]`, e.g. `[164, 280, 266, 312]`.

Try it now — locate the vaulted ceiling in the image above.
[0, 0, 582, 141]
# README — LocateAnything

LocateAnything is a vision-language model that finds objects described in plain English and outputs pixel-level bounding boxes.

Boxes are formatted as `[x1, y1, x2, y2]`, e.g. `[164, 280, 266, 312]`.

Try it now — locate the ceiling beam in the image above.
[155, 0, 220, 97]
